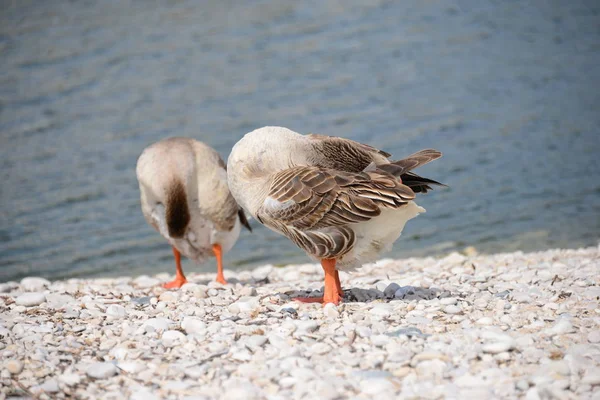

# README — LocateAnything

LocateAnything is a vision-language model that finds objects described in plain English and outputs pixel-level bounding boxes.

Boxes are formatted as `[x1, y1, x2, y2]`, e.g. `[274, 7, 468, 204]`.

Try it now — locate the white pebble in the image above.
[323, 303, 339, 319]
[444, 305, 462, 314]
[58, 373, 81, 386]
[587, 330, 600, 343]
[6, 360, 23, 374]
[544, 318, 575, 336]
[143, 318, 172, 332]
[440, 297, 458, 305]
[15, 292, 46, 307]
[86, 362, 117, 379]
[105, 304, 126, 318]
[162, 330, 186, 347]
[181, 317, 207, 335]
[20, 277, 51, 291]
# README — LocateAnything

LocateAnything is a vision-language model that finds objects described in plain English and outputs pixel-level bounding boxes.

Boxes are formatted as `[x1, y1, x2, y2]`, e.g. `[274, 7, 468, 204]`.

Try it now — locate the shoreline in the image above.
[1, 246, 599, 399]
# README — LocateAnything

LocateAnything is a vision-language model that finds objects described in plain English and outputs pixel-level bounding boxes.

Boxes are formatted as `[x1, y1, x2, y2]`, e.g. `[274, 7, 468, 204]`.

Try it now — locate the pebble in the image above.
[323, 303, 339, 319]
[444, 305, 462, 314]
[86, 362, 117, 379]
[143, 318, 172, 332]
[587, 330, 600, 343]
[6, 359, 24, 374]
[58, 373, 81, 386]
[544, 318, 575, 336]
[15, 292, 46, 307]
[3, 247, 598, 399]
[181, 317, 207, 334]
[21, 277, 51, 291]
[38, 378, 60, 393]
[162, 330, 186, 347]
[106, 304, 126, 318]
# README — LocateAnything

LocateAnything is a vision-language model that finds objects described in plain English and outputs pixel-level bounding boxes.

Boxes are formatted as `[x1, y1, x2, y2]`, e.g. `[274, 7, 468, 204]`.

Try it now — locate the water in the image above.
[1, 0, 599, 282]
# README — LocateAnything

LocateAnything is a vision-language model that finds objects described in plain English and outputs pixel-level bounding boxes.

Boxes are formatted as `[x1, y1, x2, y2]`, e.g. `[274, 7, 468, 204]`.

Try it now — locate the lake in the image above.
[1, 0, 599, 281]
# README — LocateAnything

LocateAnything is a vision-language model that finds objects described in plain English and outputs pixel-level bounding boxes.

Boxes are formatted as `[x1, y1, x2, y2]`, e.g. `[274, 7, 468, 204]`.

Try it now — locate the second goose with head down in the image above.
[136, 137, 252, 288]
[227, 126, 443, 305]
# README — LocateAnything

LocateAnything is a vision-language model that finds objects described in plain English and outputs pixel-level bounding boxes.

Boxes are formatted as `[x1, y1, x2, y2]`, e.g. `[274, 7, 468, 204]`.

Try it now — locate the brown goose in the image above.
[136, 137, 251, 288]
[227, 126, 443, 305]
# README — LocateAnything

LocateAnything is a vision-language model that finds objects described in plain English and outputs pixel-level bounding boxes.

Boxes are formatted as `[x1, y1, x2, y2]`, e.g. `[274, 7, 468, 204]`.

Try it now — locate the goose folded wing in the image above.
[257, 166, 416, 231]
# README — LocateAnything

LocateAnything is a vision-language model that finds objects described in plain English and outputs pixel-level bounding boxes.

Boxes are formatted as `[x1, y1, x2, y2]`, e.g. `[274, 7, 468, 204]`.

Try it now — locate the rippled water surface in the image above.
[1, 0, 599, 281]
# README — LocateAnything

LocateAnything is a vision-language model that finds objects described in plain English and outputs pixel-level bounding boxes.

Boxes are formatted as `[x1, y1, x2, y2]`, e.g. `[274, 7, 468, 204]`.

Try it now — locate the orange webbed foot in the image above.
[215, 276, 227, 285]
[162, 277, 188, 289]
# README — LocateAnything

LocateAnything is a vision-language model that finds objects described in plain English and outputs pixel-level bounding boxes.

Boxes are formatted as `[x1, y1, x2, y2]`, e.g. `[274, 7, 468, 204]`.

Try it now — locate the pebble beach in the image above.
[1, 246, 599, 400]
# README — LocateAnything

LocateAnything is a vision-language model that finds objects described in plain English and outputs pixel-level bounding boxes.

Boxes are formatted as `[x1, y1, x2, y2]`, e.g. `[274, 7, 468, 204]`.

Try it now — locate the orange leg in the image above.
[163, 246, 188, 289]
[213, 244, 227, 284]
[294, 258, 343, 305]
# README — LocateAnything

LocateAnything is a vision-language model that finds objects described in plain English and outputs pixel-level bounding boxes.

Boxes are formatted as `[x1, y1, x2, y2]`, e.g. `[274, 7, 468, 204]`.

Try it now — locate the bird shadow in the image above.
[281, 285, 442, 304]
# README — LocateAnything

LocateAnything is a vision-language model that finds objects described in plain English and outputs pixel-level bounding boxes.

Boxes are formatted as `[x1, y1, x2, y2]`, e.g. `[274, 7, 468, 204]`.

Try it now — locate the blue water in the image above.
[1, 0, 599, 282]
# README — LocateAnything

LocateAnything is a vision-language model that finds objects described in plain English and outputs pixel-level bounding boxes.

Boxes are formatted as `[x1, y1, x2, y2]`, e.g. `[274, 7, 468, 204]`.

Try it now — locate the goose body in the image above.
[227, 126, 442, 303]
[136, 137, 251, 288]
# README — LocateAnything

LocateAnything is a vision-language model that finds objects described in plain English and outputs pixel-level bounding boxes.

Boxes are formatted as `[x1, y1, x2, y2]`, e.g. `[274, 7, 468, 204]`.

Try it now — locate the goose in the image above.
[136, 137, 251, 288]
[227, 126, 443, 304]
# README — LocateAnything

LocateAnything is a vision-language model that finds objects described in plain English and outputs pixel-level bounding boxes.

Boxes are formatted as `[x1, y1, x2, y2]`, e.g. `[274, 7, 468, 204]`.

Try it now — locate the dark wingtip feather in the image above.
[238, 208, 253, 232]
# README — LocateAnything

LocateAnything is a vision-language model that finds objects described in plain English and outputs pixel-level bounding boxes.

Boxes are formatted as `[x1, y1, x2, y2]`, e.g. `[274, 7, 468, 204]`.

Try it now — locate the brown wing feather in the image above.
[378, 149, 442, 176]
[307, 134, 391, 172]
[258, 166, 415, 231]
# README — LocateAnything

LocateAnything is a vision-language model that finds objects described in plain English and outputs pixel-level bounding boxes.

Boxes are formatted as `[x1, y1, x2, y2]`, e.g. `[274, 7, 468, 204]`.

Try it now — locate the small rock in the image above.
[181, 317, 207, 335]
[143, 318, 172, 332]
[86, 362, 117, 379]
[6, 360, 23, 374]
[105, 304, 126, 318]
[587, 330, 600, 343]
[228, 297, 260, 314]
[544, 318, 575, 336]
[58, 373, 81, 386]
[117, 362, 145, 374]
[369, 304, 392, 318]
[360, 377, 398, 395]
[162, 330, 186, 347]
[15, 292, 46, 307]
[440, 297, 457, 305]
[133, 275, 160, 288]
[476, 317, 494, 326]
[581, 371, 600, 386]
[444, 305, 462, 314]
[323, 303, 339, 319]
[21, 277, 51, 291]
[252, 264, 273, 281]
[386, 327, 429, 338]
[159, 291, 180, 302]
[383, 283, 401, 298]
[395, 286, 416, 299]
[38, 378, 59, 393]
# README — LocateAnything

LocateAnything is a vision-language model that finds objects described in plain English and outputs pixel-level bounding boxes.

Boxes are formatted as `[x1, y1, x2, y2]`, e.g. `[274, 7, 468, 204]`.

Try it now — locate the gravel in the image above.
[0, 246, 599, 399]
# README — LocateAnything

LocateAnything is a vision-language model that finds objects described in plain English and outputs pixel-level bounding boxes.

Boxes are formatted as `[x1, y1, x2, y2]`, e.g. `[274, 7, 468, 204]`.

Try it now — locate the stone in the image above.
[105, 304, 126, 318]
[38, 378, 60, 393]
[444, 305, 462, 314]
[58, 373, 81, 386]
[544, 318, 575, 336]
[15, 292, 46, 307]
[143, 318, 172, 332]
[587, 330, 600, 343]
[323, 303, 339, 319]
[86, 362, 117, 379]
[162, 330, 186, 347]
[384, 283, 401, 298]
[228, 297, 260, 314]
[6, 360, 23, 374]
[21, 277, 51, 291]
[252, 264, 273, 281]
[181, 317, 207, 335]
[133, 275, 160, 288]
